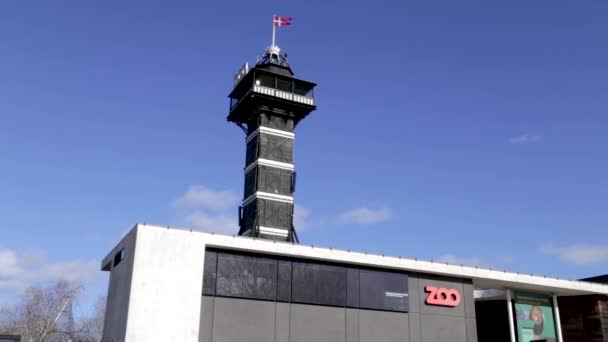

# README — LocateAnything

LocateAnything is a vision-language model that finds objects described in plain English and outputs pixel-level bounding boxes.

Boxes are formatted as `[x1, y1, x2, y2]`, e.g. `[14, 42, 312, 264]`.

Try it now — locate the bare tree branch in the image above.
[0, 280, 105, 342]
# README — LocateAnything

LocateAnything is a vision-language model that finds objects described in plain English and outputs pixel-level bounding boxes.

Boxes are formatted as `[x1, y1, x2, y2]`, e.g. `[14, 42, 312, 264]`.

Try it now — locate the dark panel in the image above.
[247, 115, 261, 134]
[202, 249, 416, 315]
[259, 199, 292, 228]
[261, 114, 294, 132]
[294, 80, 314, 96]
[113, 248, 125, 267]
[245, 135, 258, 166]
[580, 275, 608, 284]
[277, 260, 292, 302]
[216, 252, 277, 301]
[276, 77, 293, 92]
[359, 269, 409, 312]
[347, 268, 360, 308]
[240, 201, 257, 234]
[257, 74, 275, 88]
[258, 165, 292, 196]
[259, 134, 293, 163]
[244, 168, 257, 198]
[558, 295, 608, 342]
[475, 300, 510, 342]
[202, 251, 217, 295]
[292, 261, 346, 307]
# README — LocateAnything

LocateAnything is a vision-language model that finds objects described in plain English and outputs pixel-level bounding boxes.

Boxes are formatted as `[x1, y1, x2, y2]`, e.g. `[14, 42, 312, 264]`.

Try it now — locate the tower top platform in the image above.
[227, 48, 316, 127]
[256, 45, 294, 77]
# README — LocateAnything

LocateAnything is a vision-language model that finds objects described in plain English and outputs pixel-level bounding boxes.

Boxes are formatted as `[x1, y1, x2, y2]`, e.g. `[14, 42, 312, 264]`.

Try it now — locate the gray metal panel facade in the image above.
[199, 296, 214, 342]
[466, 317, 478, 342]
[409, 313, 422, 342]
[359, 309, 409, 342]
[420, 314, 467, 342]
[408, 276, 421, 313]
[290, 304, 346, 342]
[211, 298, 275, 342]
[346, 309, 359, 342]
[275, 303, 290, 342]
[463, 283, 476, 318]
[199, 273, 478, 342]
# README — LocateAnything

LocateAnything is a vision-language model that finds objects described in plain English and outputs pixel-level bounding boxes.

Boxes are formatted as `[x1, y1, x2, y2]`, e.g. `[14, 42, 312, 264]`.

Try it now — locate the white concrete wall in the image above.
[102, 228, 137, 342]
[124, 226, 207, 342]
[103, 225, 209, 342]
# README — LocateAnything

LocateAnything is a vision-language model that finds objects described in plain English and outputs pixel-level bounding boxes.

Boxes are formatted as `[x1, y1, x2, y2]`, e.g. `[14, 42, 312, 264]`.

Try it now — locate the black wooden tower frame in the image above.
[228, 45, 317, 242]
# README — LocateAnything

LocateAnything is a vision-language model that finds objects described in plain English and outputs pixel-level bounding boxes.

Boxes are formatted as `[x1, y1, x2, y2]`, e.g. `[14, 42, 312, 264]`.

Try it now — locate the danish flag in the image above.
[274, 16, 292, 27]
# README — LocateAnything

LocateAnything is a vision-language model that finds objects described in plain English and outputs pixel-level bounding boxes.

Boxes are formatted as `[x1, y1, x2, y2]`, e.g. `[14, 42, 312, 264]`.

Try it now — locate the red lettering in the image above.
[424, 285, 461, 307]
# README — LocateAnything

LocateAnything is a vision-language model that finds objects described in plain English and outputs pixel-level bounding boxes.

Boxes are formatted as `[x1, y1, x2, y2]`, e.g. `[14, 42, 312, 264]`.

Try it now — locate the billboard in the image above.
[514, 292, 557, 342]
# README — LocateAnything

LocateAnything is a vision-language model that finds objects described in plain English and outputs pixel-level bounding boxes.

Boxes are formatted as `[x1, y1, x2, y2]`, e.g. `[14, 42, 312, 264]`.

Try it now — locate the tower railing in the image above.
[252, 84, 314, 106]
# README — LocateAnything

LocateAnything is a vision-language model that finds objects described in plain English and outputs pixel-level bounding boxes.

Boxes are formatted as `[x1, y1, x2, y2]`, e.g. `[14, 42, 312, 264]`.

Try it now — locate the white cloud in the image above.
[183, 211, 237, 234]
[0, 248, 21, 278]
[540, 243, 608, 266]
[0, 247, 102, 296]
[338, 207, 392, 225]
[436, 254, 491, 268]
[293, 205, 311, 231]
[171, 185, 238, 211]
[172, 185, 240, 235]
[509, 134, 543, 145]
[40, 260, 100, 284]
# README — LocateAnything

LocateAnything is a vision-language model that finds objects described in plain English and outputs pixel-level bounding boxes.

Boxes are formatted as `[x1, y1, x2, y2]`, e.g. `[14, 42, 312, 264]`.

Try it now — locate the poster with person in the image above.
[514, 292, 557, 342]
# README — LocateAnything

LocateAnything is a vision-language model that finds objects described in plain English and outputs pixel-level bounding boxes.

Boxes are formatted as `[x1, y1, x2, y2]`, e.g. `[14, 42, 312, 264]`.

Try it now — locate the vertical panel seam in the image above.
[210, 297, 215, 342]
[288, 303, 291, 342]
[465, 315, 469, 342]
[407, 310, 411, 342]
[357, 309, 360, 342]
[274, 300, 277, 342]
[419, 313, 423, 342]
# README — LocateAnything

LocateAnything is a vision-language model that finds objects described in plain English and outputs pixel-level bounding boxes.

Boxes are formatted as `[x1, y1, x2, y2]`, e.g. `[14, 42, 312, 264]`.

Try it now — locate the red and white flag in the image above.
[274, 16, 292, 27]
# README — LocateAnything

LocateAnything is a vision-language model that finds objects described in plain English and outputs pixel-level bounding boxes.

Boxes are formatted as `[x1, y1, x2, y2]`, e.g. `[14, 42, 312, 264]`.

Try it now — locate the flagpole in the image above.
[272, 15, 276, 47]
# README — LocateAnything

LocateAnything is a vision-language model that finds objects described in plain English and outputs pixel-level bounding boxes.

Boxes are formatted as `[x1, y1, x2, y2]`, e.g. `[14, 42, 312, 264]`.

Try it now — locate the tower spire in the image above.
[272, 15, 276, 48]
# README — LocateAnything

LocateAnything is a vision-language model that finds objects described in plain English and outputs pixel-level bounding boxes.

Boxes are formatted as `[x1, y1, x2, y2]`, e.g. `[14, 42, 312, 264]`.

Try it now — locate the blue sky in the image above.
[1, 1, 607, 307]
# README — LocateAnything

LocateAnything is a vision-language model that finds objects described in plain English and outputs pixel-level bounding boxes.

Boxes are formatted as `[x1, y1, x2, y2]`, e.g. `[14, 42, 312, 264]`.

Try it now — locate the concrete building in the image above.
[101, 224, 608, 342]
[101, 31, 608, 342]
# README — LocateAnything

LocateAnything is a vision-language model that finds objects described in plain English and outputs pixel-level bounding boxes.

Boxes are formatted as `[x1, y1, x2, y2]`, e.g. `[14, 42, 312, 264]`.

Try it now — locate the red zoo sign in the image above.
[424, 286, 461, 307]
